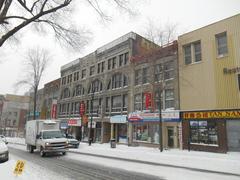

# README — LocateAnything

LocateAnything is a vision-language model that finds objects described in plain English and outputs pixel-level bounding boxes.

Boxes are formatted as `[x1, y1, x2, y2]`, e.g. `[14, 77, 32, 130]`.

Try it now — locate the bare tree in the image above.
[15, 47, 50, 120]
[143, 18, 178, 46]
[0, 0, 134, 49]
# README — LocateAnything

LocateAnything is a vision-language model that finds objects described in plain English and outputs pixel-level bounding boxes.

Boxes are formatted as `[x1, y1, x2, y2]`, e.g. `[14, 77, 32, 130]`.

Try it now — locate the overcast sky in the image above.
[1, 0, 240, 95]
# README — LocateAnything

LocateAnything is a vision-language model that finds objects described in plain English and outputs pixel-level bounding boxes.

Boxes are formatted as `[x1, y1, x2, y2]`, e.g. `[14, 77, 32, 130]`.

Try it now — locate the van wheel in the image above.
[27, 145, 34, 153]
[40, 147, 45, 157]
[62, 152, 66, 155]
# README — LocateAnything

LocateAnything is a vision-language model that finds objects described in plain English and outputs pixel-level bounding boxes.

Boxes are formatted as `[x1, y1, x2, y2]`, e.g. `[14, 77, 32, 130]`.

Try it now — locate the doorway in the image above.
[167, 127, 174, 148]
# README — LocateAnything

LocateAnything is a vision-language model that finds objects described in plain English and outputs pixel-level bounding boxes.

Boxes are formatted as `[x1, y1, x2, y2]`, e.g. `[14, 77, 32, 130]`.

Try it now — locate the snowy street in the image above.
[1, 138, 240, 180]
[1, 145, 161, 180]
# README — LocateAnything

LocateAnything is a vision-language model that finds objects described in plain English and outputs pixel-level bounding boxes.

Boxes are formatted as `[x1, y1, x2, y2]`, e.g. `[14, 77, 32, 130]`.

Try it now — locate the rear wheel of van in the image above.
[62, 152, 66, 155]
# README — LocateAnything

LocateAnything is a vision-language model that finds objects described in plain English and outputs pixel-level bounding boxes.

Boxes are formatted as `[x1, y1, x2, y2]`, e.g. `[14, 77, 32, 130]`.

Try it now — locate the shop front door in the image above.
[227, 120, 240, 151]
[167, 128, 174, 148]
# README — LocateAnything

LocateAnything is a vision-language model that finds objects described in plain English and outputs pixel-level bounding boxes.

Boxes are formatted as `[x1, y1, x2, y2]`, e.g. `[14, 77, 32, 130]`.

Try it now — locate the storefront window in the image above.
[190, 121, 218, 145]
[133, 123, 159, 144]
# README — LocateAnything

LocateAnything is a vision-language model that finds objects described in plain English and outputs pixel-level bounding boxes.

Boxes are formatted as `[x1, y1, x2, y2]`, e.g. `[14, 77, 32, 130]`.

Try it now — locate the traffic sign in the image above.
[13, 160, 26, 175]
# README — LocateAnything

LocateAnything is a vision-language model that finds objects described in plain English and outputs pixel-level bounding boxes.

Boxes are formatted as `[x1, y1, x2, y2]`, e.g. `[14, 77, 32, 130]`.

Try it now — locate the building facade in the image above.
[178, 14, 240, 152]
[58, 32, 159, 143]
[0, 94, 30, 137]
[41, 78, 60, 119]
[128, 41, 180, 148]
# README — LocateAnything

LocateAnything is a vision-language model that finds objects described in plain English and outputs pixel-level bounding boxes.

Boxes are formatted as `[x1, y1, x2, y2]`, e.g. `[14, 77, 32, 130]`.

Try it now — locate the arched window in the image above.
[73, 85, 85, 97]
[88, 79, 103, 94]
[61, 88, 71, 99]
[107, 73, 128, 90]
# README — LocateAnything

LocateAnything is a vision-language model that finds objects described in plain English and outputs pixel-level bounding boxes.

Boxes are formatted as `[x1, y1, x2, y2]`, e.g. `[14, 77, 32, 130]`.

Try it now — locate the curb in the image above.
[68, 150, 240, 178]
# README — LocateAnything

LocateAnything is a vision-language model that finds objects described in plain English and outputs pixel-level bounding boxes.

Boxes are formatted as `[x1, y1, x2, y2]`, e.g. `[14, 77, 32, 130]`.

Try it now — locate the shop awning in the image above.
[110, 115, 127, 123]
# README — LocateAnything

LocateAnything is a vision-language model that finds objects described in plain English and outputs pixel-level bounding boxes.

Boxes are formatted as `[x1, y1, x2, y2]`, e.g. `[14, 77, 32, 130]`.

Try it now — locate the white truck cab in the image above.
[26, 120, 68, 157]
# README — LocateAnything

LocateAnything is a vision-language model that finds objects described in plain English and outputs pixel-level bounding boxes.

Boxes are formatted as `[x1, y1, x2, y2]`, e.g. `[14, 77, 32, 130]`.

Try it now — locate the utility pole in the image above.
[89, 87, 95, 146]
[158, 88, 163, 152]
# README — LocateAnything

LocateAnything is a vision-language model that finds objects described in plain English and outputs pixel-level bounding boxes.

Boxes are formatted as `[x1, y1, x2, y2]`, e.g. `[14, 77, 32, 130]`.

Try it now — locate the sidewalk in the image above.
[6, 137, 240, 176]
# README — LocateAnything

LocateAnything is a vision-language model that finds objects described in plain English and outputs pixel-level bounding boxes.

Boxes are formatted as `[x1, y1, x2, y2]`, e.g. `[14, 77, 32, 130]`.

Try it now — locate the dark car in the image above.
[65, 134, 80, 148]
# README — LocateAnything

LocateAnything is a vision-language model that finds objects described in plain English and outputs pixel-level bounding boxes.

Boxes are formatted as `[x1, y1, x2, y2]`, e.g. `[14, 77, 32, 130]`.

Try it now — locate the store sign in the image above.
[128, 111, 180, 122]
[223, 67, 240, 74]
[110, 115, 127, 123]
[68, 119, 81, 126]
[183, 110, 240, 119]
[60, 122, 68, 129]
[144, 92, 152, 110]
[51, 99, 57, 119]
[79, 101, 85, 117]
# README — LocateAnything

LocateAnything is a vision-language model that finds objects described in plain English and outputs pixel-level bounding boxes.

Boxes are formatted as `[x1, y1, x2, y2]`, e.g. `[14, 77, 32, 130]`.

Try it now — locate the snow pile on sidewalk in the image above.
[6, 137, 240, 175]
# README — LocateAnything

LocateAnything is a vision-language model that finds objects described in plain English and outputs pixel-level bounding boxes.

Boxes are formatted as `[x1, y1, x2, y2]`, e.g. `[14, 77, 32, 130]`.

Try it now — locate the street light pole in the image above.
[158, 88, 163, 152]
[89, 88, 94, 146]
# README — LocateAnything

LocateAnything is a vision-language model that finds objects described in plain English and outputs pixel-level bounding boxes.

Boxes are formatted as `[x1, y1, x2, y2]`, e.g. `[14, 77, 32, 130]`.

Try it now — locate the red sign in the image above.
[51, 100, 57, 119]
[68, 119, 77, 125]
[144, 92, 152, 110]
[80, 101, 85, 117]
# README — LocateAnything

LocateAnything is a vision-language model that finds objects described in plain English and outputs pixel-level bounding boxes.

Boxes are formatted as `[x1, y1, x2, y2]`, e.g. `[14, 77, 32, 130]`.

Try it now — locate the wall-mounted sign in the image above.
[68, 119, 81, 126]
[128, 111, 180, 122]
[79, 101, 85, 117]
[223, 67, 240, 74]
[183, 110, 240, 119]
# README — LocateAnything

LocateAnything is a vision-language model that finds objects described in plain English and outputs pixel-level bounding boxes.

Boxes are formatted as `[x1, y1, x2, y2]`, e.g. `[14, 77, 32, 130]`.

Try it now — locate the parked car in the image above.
[65, 134, 79, 148]
[0, 139, 8, 162]
[0, 135, 7, 143]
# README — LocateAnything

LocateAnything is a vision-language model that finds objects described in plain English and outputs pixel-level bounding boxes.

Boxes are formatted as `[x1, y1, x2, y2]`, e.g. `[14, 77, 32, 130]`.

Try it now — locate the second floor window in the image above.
[216, 32, 228, 57]
[82, 69, 86, 79]
[183, 41, 202, 65]
[90, 66, 95, 76]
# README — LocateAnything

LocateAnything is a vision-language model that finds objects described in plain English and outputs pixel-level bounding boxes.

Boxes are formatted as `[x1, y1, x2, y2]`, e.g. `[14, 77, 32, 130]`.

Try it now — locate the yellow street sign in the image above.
[13, 160, 26, 175]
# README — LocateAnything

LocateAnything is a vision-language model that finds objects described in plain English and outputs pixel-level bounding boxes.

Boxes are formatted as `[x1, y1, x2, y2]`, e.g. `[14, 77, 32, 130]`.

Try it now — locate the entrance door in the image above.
[167, 127, 174, 148]
[227, 120, 240, 151]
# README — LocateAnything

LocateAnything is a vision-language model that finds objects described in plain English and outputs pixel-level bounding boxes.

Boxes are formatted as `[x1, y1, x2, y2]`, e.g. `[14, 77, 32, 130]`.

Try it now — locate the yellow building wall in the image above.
[179, 14, 240, 110]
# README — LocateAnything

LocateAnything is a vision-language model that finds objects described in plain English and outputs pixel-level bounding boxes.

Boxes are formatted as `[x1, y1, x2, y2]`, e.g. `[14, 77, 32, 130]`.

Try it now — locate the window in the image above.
[124, 52, 129, 65]
[97, 63, 101, 74]
[62, 88, 70, 99]
[90, 66, 95, 76]
[119, 54, 124, 66]
[216, 32, 228, 57]
[106, 97, 110, 112]
[155, 64, 163, 82]
[73, 85, 84, 96]
[190, 121, 218, 145]
[123, 94, 128, 111]
[134, 94, 142, 111]
[165, 89, 174, 109]
[183, 41, 202, 65]
[184, 44, 192, 65]
[82, 69, 86, 79]
[238, 74, 240, 91]
[101, 62, 105, 72]
[88, 79, 103, 93]
[112, 74, 122, 89]
[62, 77, 66, 85]
[142, 67, 149, 84]
[108, 59, 111, 70]
[111, 95, 122, 112]
[73, 72, 79, 81]
[135, 69, 141, 85]
[164, 70, 174, 80]
[67, 74, 72, 84]
[112, 57, 116, 69]
[133, 123, 159, 143]
[194, 41, 201, 62]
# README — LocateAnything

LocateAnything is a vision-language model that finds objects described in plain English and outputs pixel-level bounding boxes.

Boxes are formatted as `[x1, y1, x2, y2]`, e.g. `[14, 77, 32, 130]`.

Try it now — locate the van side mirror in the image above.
[36, 134, 40, 139]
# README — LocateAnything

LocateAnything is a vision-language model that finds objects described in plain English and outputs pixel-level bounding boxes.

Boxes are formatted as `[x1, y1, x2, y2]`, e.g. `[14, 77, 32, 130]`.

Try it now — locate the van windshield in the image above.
[42, 131, 64, 139]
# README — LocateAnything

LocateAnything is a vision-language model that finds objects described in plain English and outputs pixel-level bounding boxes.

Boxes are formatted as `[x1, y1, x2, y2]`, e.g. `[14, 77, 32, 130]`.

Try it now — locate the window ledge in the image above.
[217, 54, 228, 59]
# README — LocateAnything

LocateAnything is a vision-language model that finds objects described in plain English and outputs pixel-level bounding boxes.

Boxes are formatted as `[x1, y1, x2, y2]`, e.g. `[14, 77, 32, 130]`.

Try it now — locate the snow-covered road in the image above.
[2, 143, 240, 180]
